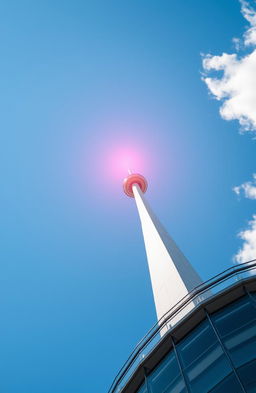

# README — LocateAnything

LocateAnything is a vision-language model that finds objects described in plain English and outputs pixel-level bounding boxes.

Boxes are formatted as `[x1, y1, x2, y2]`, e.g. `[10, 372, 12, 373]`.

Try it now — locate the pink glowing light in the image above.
[106, 146, 148, 180]
[80, 121, 168, 201]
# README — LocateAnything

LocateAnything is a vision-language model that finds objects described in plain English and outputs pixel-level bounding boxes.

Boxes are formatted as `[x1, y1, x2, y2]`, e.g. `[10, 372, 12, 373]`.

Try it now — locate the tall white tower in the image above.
[123, 173, 202, 330]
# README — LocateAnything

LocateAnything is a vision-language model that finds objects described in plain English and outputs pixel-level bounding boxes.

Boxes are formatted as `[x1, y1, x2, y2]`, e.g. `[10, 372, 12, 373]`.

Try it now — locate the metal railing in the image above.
[108, 259, 256, 393]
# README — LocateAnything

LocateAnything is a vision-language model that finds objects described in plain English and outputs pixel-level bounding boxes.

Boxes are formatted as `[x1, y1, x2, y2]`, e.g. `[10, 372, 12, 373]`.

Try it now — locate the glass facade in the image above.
[212, 295, 256, 392]
[136, 292, 256, 393]
[147, 351, 186, 393]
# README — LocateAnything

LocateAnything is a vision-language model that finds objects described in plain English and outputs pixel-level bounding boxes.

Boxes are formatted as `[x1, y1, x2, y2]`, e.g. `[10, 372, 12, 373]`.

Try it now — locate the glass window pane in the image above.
[177, 320, 217, 368]
[147, 351, 186, 393]
[208, 373, 244, 393]
[237, 359, 256, 393]
[177, 320, 232, 393]
[212, 296, 256, 368]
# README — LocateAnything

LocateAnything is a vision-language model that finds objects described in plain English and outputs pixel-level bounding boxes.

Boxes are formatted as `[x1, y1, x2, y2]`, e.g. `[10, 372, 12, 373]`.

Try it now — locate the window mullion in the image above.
[205, 309, 247, 393]
[170, 335, 191, 393]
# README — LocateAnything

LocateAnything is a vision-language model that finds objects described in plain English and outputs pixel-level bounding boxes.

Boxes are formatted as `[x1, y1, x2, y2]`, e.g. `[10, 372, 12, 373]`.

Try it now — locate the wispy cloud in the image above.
[241, 0, 256, 45]
[235, 215, 256, 262]
[233, 174, 256, 199]
[233, 172, 256, 263]
[202, 0, 256, 132]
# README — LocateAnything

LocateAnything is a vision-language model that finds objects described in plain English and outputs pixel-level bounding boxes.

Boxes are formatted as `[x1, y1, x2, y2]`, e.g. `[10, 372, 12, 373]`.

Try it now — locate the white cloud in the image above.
[202, 1, 256, 264]
[202, 1, 256, 132]
[241, 0, 256, 45]
[235, 215, 256, 262]
[233, 174, 256, 199]
[234, 173, 256, 262]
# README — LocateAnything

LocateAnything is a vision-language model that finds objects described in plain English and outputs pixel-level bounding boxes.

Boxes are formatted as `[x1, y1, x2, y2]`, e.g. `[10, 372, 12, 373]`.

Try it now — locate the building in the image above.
[108, 174, 256, 393]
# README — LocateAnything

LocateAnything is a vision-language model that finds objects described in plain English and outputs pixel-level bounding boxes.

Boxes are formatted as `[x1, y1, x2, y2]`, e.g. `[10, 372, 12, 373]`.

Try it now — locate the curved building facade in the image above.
[109, 261, 256, 393]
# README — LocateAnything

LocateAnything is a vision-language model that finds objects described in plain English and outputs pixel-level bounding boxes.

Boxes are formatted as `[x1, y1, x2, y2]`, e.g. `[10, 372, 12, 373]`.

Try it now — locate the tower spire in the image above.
[123, 173, 202, 329]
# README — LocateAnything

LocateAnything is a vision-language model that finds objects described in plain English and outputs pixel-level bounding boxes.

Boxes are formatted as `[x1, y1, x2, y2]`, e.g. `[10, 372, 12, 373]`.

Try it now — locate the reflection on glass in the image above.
[177, 320, 232, 392]
[147, 351, 186, 393]
[212, 296, 256, 368]
[208, 372, 243, 393]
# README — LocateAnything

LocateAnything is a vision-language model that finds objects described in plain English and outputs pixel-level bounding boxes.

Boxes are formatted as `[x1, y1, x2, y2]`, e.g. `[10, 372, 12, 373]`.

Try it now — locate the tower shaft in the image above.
[132, 184, 202, 327]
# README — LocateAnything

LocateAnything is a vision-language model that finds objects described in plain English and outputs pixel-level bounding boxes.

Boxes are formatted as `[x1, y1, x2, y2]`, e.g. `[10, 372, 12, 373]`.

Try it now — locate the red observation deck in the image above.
[123, 173, 148, 198]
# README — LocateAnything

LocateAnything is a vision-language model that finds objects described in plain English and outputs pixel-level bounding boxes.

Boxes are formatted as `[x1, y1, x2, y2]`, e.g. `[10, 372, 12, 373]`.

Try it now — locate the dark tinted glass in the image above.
[147, 351, 186, 393]
[177, 320, 216, 367]
[237, 359, 256, 393]
[177, 320, 232, 393]
[208, 372, 244, 393]
[212, 296, 256, 368]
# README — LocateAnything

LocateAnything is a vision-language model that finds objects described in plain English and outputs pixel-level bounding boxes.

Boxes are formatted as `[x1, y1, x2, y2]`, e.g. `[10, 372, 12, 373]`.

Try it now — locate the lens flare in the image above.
[81, 122, 169, 202]
[107, 146, 148, 180]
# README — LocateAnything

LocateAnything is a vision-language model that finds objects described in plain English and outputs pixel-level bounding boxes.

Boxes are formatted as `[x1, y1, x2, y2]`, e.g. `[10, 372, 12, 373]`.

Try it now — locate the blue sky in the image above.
[0, 1, 255, 392]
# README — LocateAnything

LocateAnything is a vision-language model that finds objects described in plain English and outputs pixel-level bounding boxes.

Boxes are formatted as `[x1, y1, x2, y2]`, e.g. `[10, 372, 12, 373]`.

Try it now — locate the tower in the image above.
[123, 173, 202, 329]
[108, 173, 256, 393]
